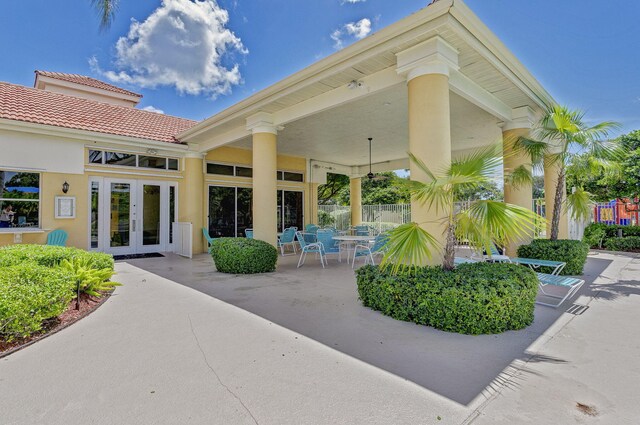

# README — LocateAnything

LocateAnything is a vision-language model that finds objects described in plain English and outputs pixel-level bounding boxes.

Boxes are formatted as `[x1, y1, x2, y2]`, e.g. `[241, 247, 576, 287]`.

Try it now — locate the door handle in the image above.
[132, 219, 136, 232]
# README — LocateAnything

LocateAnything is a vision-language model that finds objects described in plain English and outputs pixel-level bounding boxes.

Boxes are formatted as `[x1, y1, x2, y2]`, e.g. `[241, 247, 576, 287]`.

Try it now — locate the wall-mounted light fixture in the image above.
[147, 148, 158, 155]
[62, 181, 70, 194]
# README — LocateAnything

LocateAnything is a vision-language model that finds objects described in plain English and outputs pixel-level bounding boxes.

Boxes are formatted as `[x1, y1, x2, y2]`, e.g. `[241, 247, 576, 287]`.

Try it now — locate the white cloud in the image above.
[331, 18, 372, 49]
[93, 0, 247, 99]
[141, 105, 165, 114]
[341, 0, 366, 4]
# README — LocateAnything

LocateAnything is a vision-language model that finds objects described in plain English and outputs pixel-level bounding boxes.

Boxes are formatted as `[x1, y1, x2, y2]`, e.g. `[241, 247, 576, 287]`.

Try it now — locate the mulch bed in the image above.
[0, 291, 113, 358]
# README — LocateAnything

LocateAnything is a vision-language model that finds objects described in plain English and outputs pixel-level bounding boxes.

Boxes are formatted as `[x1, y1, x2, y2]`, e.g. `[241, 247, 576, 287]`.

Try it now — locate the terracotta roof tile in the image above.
[35, 70, 143, 98]
[0, 82, 196, 143]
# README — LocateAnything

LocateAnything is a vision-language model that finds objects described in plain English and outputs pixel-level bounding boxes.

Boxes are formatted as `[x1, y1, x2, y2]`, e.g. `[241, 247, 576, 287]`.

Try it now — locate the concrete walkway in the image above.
[1, 251, 639, 424]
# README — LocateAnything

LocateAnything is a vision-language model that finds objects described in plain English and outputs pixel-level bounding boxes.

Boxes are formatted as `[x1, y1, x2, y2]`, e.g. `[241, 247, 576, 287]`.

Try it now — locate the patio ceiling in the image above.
[229, 84, 502, 171]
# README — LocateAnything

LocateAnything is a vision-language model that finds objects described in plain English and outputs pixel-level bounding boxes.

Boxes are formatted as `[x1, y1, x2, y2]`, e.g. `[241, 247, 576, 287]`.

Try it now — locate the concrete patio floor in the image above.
[0, 249, 639, 424]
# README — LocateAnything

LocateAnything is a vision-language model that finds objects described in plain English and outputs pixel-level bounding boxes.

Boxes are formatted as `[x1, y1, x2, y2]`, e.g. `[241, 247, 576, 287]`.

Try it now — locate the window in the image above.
[0, 171, 40, 229]
[89, 150, 179, 171]
[207, 163, 304, 182]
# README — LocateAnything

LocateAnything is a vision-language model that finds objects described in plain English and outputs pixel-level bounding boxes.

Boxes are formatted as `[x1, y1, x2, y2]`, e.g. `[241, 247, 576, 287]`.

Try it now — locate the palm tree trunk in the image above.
[443, 223, 456, 271]
[550, 168, 566, 241]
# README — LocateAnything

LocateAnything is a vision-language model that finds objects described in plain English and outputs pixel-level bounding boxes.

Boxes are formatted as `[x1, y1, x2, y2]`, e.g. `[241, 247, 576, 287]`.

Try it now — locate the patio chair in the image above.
[472, 242, 510, 262]
[509, 257, 566, 276]
[535, 272, 585, 308]
[46, 229, 68, 246]
[352, 233, 389, 268]
[304, 224, 319, 233]
[245, 229, 254, 239]
[354, 225, 370, 236]
[454, 257, 478, 266]
[316, 229, 342, 262]
[202, 227, 216, 252]
[278, 227, 298, 256]
[295, 231, 326, 268]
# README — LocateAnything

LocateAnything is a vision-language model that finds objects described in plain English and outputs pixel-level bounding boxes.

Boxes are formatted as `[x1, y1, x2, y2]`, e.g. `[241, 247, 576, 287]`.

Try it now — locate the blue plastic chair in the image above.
[316, 229, 342, 262]
[202, 227, 216, 252]
[354, 225, 370, 236]
[295, 231, 325, 268]
[352, 233, 389, 268]
[245, 229, 254, 239]
[46, 229, 68, 246]
[304, 224, 319, 234]
[278, 227, 297, 256]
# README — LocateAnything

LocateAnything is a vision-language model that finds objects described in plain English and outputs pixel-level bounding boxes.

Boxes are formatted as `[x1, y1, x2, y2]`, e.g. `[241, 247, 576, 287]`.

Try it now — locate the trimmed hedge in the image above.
[604, 236, 640, 252]
[583, 223, 640, 251]
[517, 239, 589, 275]
[355, 262, 538, 335]
[0, 245, 114, 270]
[0, 264, 75, 341]
[210, 238, 278, 274]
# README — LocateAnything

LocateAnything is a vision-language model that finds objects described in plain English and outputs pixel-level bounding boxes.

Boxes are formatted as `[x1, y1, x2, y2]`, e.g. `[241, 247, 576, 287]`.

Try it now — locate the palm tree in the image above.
[516, 105, 620, 240]
[382, 146, 544, 272]
[91, 0, 118, 29]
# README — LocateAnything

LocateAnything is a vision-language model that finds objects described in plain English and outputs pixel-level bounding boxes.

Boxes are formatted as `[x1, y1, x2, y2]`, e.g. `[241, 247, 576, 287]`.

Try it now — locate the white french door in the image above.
[89, 177, 177, 255]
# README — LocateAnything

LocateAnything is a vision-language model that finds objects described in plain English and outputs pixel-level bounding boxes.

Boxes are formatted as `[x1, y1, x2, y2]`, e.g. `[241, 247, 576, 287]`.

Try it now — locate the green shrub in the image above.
[318, 210, 335, 227]
[60, 258, 121, 297]
[582, 223, 607, 248]
[517, 239, 589, 275]
[356, 262, 538, 335]
[0, 264, 75, 341]
[210, 238, 278, 274]
[604, 236, 640, 252]
[0, 245, 114, 270]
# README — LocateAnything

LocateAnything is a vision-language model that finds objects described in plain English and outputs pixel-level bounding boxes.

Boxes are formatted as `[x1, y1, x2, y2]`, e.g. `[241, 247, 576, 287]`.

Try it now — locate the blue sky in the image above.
[1, 0, 638, 135]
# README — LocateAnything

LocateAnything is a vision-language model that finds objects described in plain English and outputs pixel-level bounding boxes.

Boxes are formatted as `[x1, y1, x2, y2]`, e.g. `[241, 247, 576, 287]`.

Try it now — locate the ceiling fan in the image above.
[365, 137, 388, 181]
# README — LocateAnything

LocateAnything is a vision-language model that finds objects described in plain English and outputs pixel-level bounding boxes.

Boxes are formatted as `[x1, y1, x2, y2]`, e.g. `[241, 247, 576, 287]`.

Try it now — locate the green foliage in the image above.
[517, 239, 589, 275]
[317, 210, 335, 227]
[60, 258, 121, 297]
[356, 263, 538, 335]
[582, 223, 607, 248]
[604, 236, 640, 252]
[361, 173, 411, 205]
[0, 245, 114, 270]
[210, 238, 278, 274]
[0, 264, 75, 341]
[455, 180, 503, 201]
[318, 173, 350, 205]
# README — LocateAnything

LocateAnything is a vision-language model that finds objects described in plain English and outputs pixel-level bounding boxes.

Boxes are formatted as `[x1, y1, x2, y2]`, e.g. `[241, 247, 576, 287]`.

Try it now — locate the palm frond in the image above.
[513, 136, 548, 167]
[565, 187, 593, 221]
[91, 0, 118, 29]
[504, 164, 533, 189]
[380, 222, 440, 275]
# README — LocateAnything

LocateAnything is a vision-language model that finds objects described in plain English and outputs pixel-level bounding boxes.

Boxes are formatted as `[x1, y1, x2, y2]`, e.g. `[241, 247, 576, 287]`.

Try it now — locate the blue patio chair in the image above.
[245, 229, 254, 239]
[278, 227, 297, 256]
[304, 224, 319, 234]
[316, 229, 342, 262]
[472, 242, 510, 263]
[295, 231, 326, 268]
[354, 225, 370, 236]
[46, 229, 68, 246]
[202, 227, 216, 252]
[352, 233, 389, 268]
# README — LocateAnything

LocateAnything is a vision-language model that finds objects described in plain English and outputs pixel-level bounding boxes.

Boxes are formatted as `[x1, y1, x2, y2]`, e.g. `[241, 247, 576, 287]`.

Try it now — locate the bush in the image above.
[517, 239, 589, 275]
[318, 210, 335, 227]
[60, 258, 121, 297]
[356, 263, 538, 335]
[0, 264, 75, 341]
[604, 236, 640, 252]
[0, 245, 114, 270]
[582, 223, 607, 248]
[210, 238, 278, 274]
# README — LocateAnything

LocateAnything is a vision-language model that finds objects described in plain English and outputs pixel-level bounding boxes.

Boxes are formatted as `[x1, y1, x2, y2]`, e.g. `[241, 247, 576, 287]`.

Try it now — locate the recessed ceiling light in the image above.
[383, 102, 391, 106]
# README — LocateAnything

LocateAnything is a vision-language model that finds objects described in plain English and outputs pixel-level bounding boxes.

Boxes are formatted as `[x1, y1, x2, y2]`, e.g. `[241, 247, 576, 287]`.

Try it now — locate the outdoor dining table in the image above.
[332, 235, 376, 262]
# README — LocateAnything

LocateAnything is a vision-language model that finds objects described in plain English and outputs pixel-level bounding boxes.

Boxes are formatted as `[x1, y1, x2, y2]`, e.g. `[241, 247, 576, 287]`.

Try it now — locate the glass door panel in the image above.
[90, 181, 100, 249]
[168, 185, 176, 244]
[284, 191, 303, 230]
[142, 184, 161, 246]
[208, 186, 236, 237]
[277, 191, 283, 233]
[236, 188, 253, 237]
[109, 183, 132, 248]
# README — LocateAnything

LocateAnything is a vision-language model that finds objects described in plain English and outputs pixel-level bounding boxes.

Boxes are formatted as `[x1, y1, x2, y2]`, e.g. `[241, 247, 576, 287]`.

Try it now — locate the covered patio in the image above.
[179, 0, 567, 258]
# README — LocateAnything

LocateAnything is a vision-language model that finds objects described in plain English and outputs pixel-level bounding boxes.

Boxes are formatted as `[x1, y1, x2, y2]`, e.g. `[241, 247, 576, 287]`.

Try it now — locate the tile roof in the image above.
[0, 82, 196, 143]
[35, 70, 143, 98]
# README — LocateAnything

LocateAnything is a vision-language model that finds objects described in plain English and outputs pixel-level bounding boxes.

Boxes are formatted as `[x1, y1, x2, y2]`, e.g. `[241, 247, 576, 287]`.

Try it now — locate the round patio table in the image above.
[332, 235, 376, 262]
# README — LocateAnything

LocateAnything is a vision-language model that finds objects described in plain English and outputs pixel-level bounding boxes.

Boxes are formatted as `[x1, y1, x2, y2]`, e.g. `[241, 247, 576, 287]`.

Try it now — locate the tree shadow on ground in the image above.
[127, 252, 624, 406]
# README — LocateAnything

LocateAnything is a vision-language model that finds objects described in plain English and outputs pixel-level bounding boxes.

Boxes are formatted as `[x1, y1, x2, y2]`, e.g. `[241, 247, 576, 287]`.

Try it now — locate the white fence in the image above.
[319, 199, 590, 241]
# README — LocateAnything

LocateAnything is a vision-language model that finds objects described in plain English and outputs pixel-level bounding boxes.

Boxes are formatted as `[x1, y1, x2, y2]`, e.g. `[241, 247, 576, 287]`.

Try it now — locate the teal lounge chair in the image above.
[202, 227, 216, 252]
[46, 229, 68, 246]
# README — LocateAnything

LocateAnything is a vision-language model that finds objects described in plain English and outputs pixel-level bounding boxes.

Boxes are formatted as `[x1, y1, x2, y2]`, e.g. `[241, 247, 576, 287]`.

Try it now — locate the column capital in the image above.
[503, 106, 536, 131]
[246, 112, 278, 135]
[396, 36, 459, 80]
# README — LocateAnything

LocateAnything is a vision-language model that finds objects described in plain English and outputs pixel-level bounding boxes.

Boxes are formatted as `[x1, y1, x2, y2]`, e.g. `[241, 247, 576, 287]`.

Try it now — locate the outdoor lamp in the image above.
[62, 181, 69, 194]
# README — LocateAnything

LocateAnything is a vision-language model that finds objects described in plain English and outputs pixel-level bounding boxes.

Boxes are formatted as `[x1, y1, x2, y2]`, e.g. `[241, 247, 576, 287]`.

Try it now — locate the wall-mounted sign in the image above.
[55, 196, 76, 219]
